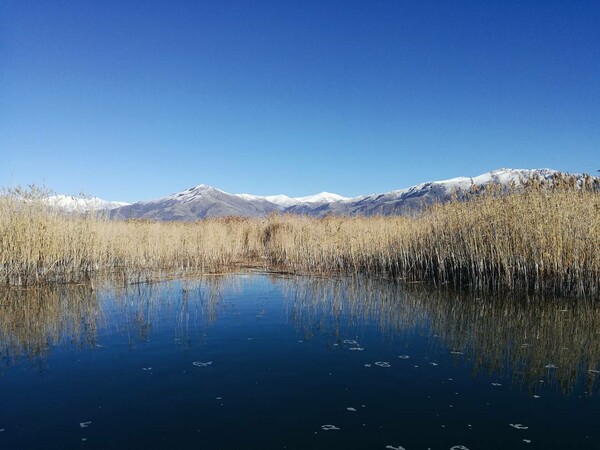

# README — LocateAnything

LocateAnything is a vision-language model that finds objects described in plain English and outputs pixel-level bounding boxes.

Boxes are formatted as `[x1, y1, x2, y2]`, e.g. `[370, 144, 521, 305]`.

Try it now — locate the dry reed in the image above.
[1, 176, 598, 295]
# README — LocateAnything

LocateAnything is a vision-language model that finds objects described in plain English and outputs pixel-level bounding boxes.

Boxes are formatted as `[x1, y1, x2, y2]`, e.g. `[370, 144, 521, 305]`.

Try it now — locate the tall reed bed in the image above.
[1, 180, 598, 295]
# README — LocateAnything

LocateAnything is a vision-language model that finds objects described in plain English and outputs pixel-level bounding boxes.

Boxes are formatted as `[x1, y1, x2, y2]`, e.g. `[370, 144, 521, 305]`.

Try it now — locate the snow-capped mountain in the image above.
[107, 168, 589, 221]
[110, 184, 279, 221]
[46, 195, 129, 212]
[235, 191, 349, 207]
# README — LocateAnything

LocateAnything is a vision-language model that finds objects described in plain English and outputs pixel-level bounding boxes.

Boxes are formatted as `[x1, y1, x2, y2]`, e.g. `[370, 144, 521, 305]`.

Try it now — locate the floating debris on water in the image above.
[545, 364, 558, 369]
[430, 362, 438, 366]
[349, 347, 364, 351]
[398, 355, 410, 359]
[491, 383, 502, 386]
[450, 351, 464, 355]
[385, 445, 406, 450]
[523, 439, 532, 444]
[142, 367, 152, 371]
[347, 407, 357, 412]
[321, 425, 340, 431]
[79, 422, 92, 428]
[509, 424, 529, 430]
[343, 340, 359, 345]
[364, 364, 372, 367]
[192, 361, 213, 367]
[375, 362, 391, 368]
[450, 446, 470, 450]
[533, 395, 540, 399]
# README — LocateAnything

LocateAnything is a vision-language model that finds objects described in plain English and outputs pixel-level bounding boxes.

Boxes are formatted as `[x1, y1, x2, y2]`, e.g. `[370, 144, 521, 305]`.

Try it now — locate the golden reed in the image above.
[1, 175, 598, 295]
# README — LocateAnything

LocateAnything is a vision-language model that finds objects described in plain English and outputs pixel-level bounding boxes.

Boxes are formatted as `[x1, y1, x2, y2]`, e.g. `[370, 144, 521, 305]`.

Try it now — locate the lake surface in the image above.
[1, 273, 599, 449]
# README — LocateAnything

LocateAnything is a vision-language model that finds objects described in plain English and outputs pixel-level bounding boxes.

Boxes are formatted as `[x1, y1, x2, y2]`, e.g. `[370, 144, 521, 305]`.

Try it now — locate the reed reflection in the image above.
[1, 274, 599, 395]
[0, 285, 101, 368]
[280, 276, 600, 395]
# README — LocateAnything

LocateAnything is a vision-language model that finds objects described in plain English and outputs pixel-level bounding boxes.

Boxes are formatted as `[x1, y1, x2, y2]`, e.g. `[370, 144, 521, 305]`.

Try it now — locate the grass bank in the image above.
[1, 179, 599, 295]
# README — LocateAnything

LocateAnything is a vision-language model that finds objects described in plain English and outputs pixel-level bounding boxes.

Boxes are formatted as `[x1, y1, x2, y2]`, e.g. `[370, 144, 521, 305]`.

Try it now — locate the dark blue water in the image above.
[1, 274, 599, 449]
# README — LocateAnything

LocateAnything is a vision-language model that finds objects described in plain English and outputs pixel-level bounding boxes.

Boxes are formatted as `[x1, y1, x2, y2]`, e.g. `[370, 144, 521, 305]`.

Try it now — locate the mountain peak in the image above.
[104, 167, 594, 221]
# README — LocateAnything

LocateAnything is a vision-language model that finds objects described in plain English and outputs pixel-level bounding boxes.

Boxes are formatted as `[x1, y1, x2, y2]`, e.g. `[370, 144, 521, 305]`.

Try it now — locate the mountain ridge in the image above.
[101, 168, 592, 221]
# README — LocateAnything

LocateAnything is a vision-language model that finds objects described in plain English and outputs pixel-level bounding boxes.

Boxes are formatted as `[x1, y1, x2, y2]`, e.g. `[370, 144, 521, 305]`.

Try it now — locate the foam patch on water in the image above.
[398, 355, 410, 359]
[321, 424, 340, 431]
[385, 446, 406, 450]
[375, 362, 391, 368]
[343, 339, 358, 345]
[450, 446, 470, 450]
[349, 347, 364, 351]
[545, 364, 558, 369]
[79, 422, 91, 428]
[192, 361, 213, 367]
[509, 424, 529, 430]
[346, 407, 357, 412]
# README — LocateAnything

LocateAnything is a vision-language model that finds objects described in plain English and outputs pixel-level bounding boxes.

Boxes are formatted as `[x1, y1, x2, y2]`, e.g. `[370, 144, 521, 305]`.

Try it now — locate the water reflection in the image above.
[0, 285, 101, 369]
[281, 276, 600, 395]
[1, 274, 599, 395]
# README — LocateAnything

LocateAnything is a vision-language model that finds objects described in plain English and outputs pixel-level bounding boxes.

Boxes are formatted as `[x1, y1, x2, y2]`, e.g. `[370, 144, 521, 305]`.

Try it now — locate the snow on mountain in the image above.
[235, 191, 349, 206]
[378, 168, 560, 199]
[293, 192, 350, 203]
[235, 193, 298, 207]
[106, 168, 590, 221]
[46, 195, 129, 212]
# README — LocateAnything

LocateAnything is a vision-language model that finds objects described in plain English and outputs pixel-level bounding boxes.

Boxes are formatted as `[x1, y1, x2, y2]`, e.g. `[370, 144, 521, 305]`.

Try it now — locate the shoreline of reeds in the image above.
[1, 179, 599, 296]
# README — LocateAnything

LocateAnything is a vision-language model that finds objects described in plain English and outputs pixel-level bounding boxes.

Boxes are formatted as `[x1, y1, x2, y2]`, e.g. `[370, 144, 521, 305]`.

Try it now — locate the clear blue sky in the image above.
[1, 0, 598, 202]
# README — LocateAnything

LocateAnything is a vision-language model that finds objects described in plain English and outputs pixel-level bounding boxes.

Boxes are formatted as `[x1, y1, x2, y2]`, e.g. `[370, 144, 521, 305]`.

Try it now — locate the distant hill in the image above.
[101, 168, 593, 221]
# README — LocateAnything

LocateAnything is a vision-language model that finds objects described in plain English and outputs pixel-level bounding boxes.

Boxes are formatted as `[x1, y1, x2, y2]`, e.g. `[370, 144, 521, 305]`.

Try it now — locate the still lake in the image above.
[1, 273, 599, 449]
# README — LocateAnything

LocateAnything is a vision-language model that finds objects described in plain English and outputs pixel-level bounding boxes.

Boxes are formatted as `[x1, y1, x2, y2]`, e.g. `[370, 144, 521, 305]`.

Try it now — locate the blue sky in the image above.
[1, 0, 598, 202]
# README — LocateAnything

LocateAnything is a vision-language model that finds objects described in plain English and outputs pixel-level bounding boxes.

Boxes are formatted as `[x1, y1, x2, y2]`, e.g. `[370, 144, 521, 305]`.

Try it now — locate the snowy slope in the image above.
[107, 168, 590, 220]
[46, 195, 129, 212]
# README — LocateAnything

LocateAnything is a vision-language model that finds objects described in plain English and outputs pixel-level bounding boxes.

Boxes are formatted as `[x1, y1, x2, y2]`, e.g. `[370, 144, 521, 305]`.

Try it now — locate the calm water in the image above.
[1, 274, 599, 449]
